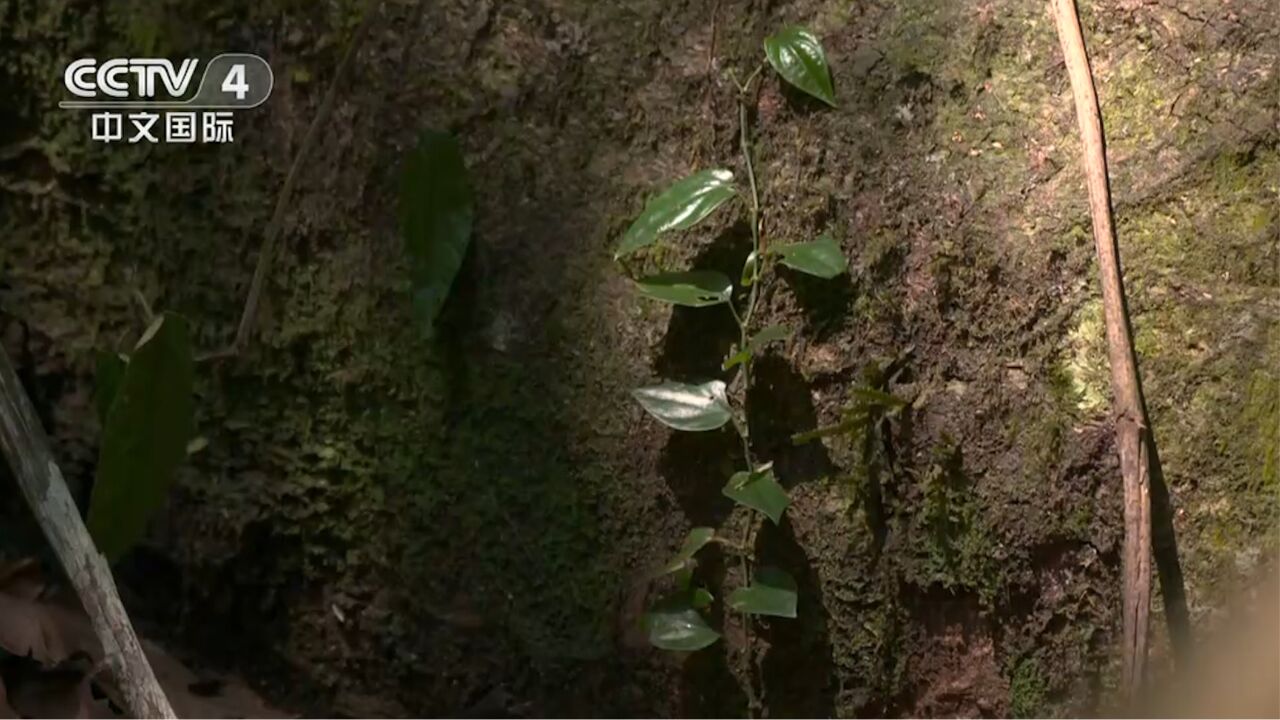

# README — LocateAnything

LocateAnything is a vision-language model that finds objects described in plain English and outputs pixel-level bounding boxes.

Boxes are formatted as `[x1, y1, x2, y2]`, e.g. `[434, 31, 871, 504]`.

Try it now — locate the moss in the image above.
[910, 439, 1003, 605]
[1008, 658, 1049, 718]
[1241, 370, 1279, 491]
[1062, 298, 1110, 415]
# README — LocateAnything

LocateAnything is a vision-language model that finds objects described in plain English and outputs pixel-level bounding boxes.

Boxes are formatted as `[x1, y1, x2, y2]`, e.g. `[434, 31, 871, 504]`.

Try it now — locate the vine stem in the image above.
[730, 70, 764, 720]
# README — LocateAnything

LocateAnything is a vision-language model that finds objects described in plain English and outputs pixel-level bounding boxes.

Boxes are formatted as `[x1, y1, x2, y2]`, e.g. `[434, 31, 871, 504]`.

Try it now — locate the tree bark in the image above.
[1049, 0, 1153, 704]
[0, 349, 175, 718]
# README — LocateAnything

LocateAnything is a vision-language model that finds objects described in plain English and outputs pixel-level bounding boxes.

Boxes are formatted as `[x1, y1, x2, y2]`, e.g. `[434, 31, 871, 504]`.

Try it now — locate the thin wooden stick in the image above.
[1049, 0, 1153, 703]
[0, 349, 175, 718]
[208, 0, 378, 360]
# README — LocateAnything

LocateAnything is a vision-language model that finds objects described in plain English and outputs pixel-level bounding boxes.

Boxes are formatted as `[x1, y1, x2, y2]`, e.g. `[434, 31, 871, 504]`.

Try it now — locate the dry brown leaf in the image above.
[6, 669, 94, 719]
[0, 561, 284, 719]
[0, 591, 101, 667]
[0, 559, 47, 601]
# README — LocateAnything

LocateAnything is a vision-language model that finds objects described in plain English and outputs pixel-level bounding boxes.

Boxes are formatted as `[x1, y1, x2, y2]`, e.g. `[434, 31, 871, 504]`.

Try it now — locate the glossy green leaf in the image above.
[691, 588, 714, 609]
[773, 235, 847, 278]
[722, 325, 792, 371]
[740, 250, 760, 286]
[764, 26, 836, 107]
[727, 567, 798, 618]
[644, 595, 721, 651]
[653, 527, 716, 577]
[635, 271, 733, 307]
[94, 351, 127, 426]
[399, 130, 473, 337]
[633, 380, 732, 432]
[88, 314, 194, 562]
[723, 465, 790, 524]
[615, 169, 737, 259]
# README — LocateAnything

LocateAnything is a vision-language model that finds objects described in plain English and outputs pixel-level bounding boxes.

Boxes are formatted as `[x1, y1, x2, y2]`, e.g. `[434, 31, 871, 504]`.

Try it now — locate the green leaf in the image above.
[633, 380, 732, 432]
[653, 527, 716, 577]
[751, 324, 791, 350]
[88, 314, 195, 562]
[727, 567, 798, 618]
[635, 270, 733, 307]
[851, 385, 908, 409]
[94, 351, 127, 426]
[399, 130, 473, 337]
[722, 325, 791, 371]
[691, 588, 714, 609]
[644, 595, 721, 651]
[773, 235, 847, 278]
[721, 348, 752, 371]
[764, 26, 836, 107]
[722, 465, 790, 524]
[740, 250, 760, 286]
[615, 169, 737, 259]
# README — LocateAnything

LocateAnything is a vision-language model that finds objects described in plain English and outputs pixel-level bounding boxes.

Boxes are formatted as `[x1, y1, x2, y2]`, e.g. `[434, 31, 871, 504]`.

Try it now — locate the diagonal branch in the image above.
[1050, 0, 1162, 703]
[205, 0, 379, 361]
[0, 348, 175, 718]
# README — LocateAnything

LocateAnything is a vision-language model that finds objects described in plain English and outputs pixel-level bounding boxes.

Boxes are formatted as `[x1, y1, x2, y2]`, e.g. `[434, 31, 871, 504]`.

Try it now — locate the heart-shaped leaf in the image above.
[400, 130, 474, 336]
[89, 314, 195, 562]
[764, 26, 836, 107]
[615, 169, 737, 259]
[644, 596, 721, 651]
[635, 271, 734, 307]
[723, 466, 790, 524]
[653, 527, 716, 577]
[728, 567, 798, 617]
[773, 235, 847, 278]
[633, 380, 732, 432]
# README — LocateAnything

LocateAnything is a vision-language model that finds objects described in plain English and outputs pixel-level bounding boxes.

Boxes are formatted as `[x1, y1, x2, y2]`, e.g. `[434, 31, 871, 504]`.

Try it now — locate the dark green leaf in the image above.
[88, 314, 194, 562]
[399, 130, 473, 337]
[94, 351, 127, 426]
[691, 588, 714, 609]
[764, 26, 836, 107]
[635, 271, 733, 307]
[773, 235, 847, 278]
[644, 595, 720, 651]
[633, 380, 732, 432]
[653, 527, 716, 577]
[723, 466, 790, 524]
[727, 567, 798, 617]
[615, 169, 737, 259]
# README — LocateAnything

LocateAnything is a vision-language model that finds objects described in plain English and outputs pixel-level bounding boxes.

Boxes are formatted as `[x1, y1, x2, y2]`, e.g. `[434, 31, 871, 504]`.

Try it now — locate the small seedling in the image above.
[615, 24, 844, 710]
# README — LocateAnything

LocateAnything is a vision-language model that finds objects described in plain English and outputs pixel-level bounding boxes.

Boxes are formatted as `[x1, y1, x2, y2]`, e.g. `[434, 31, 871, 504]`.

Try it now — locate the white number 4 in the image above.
[221, 64, 249, 100]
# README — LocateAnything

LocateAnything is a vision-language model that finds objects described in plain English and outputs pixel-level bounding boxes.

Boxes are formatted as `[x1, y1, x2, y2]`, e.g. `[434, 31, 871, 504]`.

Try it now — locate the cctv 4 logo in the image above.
[64, 58, 251, 100]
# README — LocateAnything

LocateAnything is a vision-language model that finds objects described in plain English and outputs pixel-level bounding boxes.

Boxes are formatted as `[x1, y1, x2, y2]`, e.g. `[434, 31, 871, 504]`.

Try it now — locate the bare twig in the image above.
[210, 0, 379, 360]
[1050, 0, 1155, 702]
[0, 349, 175, 718]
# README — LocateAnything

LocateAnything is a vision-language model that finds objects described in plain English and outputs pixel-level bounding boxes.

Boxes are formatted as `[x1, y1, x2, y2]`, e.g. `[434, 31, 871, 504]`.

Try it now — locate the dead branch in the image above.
[1050, 0, 1154, 703]
[209, 0, 379, 361]
[0, 349, 175, 718]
